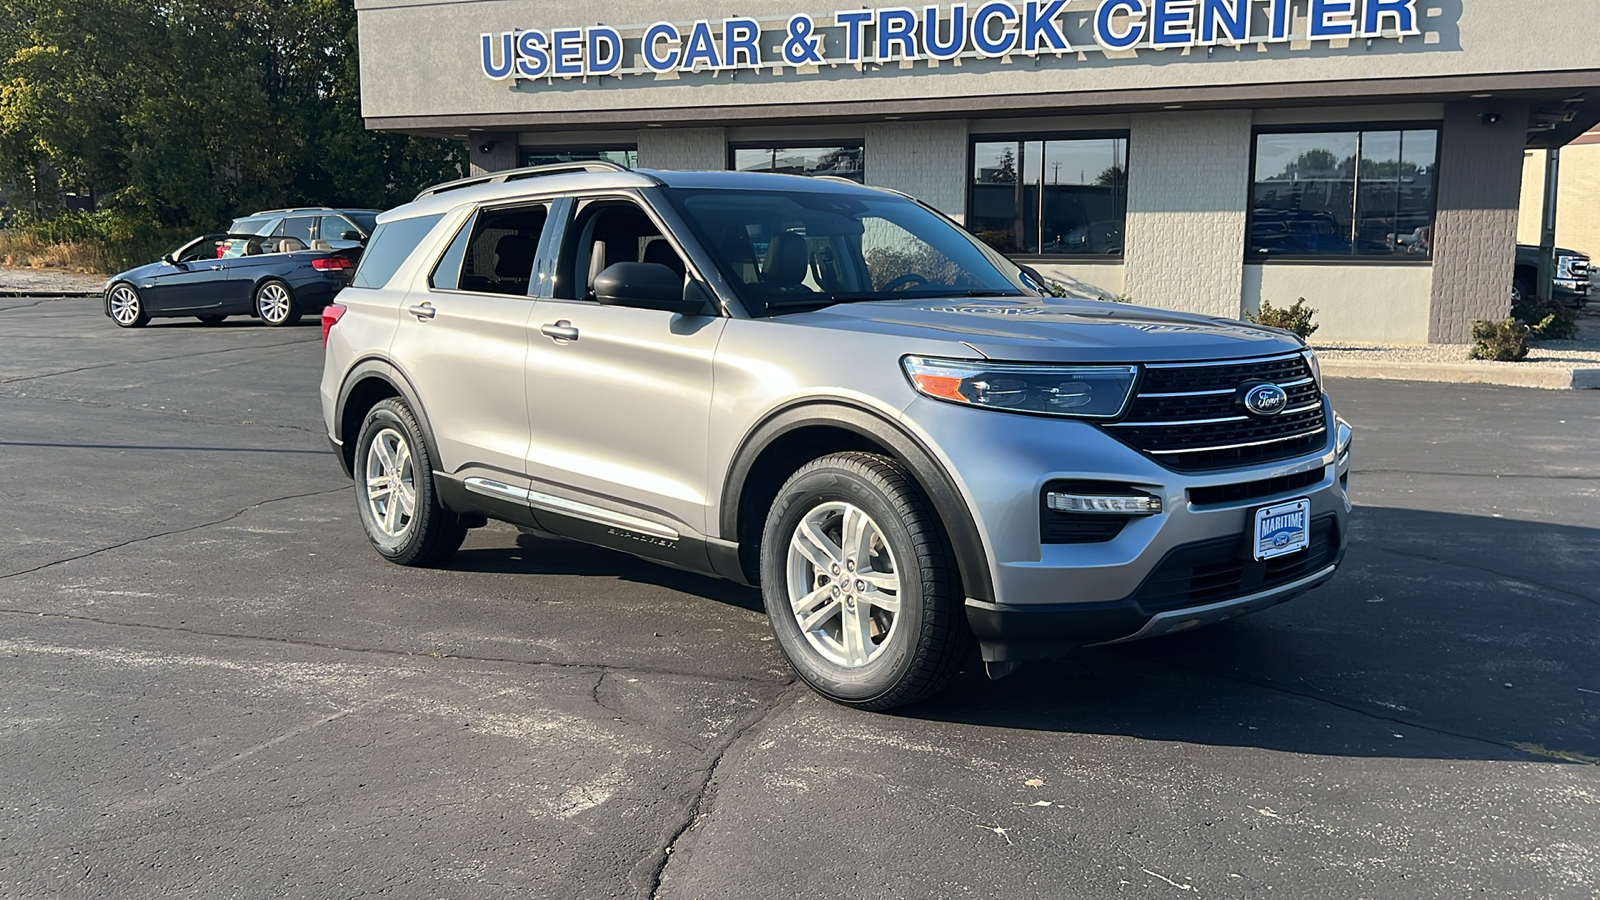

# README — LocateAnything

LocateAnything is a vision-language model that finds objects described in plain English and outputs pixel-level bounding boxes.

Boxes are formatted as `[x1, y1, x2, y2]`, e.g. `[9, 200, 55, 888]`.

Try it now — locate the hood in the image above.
[110, 260, 167, 286]
[775, 296, 1303, 363]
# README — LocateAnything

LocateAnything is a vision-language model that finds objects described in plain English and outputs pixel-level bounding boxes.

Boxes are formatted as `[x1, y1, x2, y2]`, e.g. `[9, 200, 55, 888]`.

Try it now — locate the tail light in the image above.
[321, 303, 347, 346]
[311, 256, 353, 271]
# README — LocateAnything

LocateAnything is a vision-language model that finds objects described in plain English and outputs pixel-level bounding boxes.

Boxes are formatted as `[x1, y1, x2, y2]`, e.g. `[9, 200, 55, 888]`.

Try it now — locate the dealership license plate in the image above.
[1253, 498, 1311, 561]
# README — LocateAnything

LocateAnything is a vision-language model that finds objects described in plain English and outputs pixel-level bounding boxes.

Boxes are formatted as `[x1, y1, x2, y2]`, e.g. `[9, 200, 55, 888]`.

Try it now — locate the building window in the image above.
[520, 147, 638, 168]
[1249, 126, 1440, 260]
[968, 135, 1128, 258]
[729, 145, 864, 182]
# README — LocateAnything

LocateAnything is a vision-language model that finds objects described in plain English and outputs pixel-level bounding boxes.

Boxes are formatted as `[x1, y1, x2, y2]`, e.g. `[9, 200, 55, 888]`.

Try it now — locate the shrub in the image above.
[1511, 299, 1579, 341]
[1247, 297, 1319, 339]
[1469, 318, 1530, 361]
[1, 209, 191, 274]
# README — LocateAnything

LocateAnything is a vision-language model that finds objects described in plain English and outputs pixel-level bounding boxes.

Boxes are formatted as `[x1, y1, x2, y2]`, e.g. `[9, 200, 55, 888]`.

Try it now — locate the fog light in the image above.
[1046, 492, 1162, 515]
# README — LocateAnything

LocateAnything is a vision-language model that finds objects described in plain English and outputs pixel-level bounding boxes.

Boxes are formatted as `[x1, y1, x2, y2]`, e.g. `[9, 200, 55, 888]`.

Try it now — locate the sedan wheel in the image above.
[255, 280, 300, 326]
[108, 284, 148, 328]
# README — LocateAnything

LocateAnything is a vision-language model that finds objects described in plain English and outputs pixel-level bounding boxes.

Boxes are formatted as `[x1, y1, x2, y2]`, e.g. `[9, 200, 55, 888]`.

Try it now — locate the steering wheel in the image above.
[882, 273, 930, 292]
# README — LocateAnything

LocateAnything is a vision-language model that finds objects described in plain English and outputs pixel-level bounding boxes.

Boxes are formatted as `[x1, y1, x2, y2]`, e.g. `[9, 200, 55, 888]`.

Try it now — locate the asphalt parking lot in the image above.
[1, 296, 1597, 899]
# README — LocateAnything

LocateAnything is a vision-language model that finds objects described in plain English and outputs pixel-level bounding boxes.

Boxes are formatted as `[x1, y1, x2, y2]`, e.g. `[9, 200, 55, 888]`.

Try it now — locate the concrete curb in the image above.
[1322, 360, 1600, 390]
[0, 290, 99, 299]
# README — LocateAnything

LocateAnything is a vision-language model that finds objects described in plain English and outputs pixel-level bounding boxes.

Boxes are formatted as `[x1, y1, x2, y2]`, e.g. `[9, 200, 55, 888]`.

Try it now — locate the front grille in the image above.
[1104, 353, 1328, 471]
[1127, 514, 1340, 615]
[1188, 467, 1326, 506]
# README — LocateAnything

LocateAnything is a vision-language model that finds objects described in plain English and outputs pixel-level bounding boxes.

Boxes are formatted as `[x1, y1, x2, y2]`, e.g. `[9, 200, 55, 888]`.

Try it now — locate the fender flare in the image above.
[333, 357, 444, 481]
[719, 399, 994, 603]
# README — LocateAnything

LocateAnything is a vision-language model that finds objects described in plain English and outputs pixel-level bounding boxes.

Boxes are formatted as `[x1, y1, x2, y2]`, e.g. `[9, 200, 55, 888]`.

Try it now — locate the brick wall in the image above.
[1429, 101, 1529, 343]
[636, 128, 727, 171]
[1122, 111, 1251, 318]
[865, 121, 970, 222]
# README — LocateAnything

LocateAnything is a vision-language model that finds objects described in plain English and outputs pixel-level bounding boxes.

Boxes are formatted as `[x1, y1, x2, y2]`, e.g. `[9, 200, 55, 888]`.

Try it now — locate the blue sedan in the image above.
[104, 233, 360, 328]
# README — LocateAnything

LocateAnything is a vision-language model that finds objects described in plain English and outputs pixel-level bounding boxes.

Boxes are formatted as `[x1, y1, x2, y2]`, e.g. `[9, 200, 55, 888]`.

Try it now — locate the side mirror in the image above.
[593, 262, 708, 315]
[162, 253, 177, 266]
[340, 230, 361, 241]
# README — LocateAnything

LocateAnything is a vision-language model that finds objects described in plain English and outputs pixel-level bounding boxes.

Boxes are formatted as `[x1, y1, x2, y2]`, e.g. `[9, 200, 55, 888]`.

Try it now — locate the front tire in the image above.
[255, 279, 300, 326]
[353, 398, 467, 566]
[760, 452, 971, 711]
[107, 284, 148, 328]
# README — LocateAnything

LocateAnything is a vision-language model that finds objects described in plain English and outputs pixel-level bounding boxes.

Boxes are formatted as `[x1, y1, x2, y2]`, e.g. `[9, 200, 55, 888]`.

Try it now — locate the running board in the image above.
[462, 476, 681, 542]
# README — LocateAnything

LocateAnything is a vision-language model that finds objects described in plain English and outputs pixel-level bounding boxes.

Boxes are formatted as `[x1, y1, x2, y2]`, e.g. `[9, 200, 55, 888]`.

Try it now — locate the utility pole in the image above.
[1537, 147, 1560, 304]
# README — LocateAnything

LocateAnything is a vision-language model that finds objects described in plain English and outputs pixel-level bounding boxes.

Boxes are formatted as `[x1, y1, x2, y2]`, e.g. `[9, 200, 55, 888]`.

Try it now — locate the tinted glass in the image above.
[969, 137, 1127, 256]
[454, 205, 547, 296]
[730, 146, 864, 182]
[1250, 128, 1437, 259]
[662, 187, 1028, 317]
[347, 212, 378, 233]
[350, 214, 443, 289]
[428, 217, 474, 291]
[520, 148, 638, 168]
[279, 216, 315, 244]
[320, 215, 360, 241]
[229, 216, 274, 236]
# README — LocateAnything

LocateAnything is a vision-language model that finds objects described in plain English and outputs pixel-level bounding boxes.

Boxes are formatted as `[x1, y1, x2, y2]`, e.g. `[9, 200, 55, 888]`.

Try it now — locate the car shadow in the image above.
[450, 507, 1598, 763]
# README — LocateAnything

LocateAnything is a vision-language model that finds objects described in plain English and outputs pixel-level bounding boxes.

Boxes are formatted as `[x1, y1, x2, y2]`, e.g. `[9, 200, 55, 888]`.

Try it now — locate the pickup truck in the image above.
[1515, 244, 1591, 308]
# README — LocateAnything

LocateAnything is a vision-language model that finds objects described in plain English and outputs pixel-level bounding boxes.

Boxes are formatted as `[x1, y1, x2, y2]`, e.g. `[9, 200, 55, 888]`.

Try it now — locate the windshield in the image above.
[660, 186, 1031, 317]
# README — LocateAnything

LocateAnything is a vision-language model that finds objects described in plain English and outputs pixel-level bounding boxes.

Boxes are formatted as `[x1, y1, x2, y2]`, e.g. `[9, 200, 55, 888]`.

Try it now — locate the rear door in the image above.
[522, 194, 725, 552]
[387, 201, 552, 489]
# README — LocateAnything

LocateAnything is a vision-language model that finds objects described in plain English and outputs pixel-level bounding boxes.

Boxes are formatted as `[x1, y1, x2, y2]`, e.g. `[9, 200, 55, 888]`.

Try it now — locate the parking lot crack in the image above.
[0, 485, 350, 581]
[641, 683, 803, 900]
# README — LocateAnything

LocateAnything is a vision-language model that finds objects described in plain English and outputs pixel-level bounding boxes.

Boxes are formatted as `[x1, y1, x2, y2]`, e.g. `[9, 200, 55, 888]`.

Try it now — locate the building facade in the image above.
[1520, 129, 1600, 260]
[356, 0, 1600, 343]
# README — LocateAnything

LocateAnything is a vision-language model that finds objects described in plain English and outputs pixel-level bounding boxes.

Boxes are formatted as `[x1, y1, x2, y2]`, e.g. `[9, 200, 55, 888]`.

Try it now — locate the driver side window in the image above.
[553, 199, 685, 301]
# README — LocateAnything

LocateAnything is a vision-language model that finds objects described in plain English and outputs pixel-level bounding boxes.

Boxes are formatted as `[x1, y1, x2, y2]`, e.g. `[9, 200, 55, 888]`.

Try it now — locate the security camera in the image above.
[477, 139, 498, 154]
[1481, 112, 1502, 126]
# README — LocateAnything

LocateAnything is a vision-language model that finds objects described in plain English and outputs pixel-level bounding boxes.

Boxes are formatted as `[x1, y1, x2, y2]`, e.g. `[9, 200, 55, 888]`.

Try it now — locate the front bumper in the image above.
[900, 396, 1353, 661]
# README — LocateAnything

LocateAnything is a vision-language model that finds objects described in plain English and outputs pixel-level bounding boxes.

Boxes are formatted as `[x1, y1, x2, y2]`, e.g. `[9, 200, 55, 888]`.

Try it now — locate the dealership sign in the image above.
[481, 0, 1422, 80]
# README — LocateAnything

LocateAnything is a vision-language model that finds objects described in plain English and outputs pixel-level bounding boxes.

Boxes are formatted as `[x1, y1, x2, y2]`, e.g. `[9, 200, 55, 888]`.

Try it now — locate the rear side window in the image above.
[440, 204, 549, 296]
[350, 214, 443, 289]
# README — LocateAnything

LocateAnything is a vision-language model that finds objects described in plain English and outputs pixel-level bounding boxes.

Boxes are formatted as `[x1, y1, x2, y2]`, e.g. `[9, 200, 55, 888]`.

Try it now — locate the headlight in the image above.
[902, 356, 1138, 419]
[1303, 348, 1322, 388]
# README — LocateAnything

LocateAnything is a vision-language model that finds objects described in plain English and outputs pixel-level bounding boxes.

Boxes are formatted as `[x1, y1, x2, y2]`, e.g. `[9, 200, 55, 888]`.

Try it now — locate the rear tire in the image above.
[255, 279, 301, 326]
[353, 398, 467, 567]
[759, 451, 971, 711]
[107, 284, 148, 328]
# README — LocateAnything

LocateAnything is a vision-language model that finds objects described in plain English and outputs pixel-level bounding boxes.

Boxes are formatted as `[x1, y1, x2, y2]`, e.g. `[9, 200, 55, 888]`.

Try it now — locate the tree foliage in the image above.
[0, 0, 461, 230]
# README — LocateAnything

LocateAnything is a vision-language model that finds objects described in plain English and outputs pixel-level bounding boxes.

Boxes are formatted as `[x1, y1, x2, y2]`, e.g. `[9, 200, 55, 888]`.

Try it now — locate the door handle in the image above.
[408, 302, 436, 320]
[208, 264, 224, 270]
[540, 320, 579, 342]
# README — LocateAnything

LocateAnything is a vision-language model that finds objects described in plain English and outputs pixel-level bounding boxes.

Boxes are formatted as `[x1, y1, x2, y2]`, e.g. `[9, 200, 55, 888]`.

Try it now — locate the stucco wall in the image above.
[358, 1, 1600, 127]
[864, 120, 968, 221]
[1244, 264, 1434, 344]
[1122, 111, 1250, 318]
[636, 127, 726, 170]
[1030, 262, 1125, 300]
[1429, 101, 1528, 342]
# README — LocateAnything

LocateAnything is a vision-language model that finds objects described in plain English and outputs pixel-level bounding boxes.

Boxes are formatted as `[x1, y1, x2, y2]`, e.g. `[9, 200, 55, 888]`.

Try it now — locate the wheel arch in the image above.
[333, 357, 443, 482]
[720, 400, 994, 603]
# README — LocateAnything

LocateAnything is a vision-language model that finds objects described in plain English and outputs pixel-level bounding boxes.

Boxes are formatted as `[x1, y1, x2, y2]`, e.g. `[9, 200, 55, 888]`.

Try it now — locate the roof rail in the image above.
[414, 161, 639, 201]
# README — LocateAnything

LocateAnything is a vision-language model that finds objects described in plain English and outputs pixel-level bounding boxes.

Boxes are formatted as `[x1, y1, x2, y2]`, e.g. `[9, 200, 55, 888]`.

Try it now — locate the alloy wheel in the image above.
[109, 286, 142, 325]
[363, 427, 417, 538]
[784, 501, 903, 667]
[257, 283, 292, 324]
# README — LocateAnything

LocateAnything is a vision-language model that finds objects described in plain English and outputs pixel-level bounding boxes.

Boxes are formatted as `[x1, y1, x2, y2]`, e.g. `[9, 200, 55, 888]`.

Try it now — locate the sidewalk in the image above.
[1314, 306, 1600, 390]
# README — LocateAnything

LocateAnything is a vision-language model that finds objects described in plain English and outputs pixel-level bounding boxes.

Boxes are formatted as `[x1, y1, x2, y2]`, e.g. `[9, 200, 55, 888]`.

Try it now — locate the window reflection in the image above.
[968, 136, 1128, 257]
[1249, 127, 1438, 259]
[730, 146, 864, 182]
[520, 148, 639, 168]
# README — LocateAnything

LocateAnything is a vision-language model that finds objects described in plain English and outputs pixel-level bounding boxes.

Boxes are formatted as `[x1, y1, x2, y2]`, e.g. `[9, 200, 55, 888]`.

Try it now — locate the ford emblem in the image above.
[1242, 383, 1290, 417]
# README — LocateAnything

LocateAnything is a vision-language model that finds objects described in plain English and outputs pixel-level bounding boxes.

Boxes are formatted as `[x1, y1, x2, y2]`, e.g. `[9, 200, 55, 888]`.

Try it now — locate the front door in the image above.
[143, 236, 229, 312]
[523, 196, 725, 553]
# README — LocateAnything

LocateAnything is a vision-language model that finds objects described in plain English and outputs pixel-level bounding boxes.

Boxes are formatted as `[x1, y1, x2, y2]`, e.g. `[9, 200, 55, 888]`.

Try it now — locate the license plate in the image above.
[1253, 498, 1310, 560]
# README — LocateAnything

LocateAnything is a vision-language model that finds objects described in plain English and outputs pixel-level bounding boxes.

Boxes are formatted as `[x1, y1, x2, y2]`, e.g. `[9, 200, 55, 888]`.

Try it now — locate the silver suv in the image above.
[319, 163, 1353, 710]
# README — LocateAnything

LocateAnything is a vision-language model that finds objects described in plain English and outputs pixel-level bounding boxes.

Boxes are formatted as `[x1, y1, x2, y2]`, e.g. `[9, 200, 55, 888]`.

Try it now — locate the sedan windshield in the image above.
[660, 186, 1031, 317]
